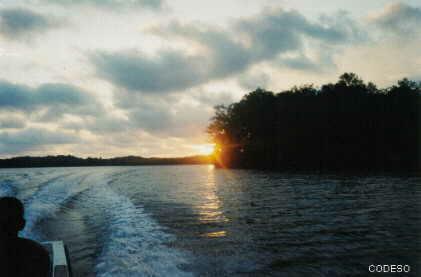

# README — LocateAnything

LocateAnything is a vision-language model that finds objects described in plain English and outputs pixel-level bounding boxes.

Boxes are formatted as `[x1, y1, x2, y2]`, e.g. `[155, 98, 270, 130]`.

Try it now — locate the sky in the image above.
[0, 0, 420, 158]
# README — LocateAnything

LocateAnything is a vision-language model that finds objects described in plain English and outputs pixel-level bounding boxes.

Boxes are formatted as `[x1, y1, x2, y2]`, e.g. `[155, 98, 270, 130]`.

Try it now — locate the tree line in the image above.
[0, 155, 212, 168]
[207, 73, 420, 173]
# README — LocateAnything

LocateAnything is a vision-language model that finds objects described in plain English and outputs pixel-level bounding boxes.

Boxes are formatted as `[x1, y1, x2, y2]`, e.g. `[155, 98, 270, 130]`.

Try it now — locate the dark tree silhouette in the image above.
[0, 155, 212, 168]
[208, 73, 421, 173]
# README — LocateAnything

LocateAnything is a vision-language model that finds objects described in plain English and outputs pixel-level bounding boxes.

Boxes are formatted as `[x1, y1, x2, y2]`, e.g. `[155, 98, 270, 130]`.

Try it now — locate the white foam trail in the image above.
[2, 169, 194, 276]
[0, 170, 32, 197]
[0, 178, 17, 197]
[21, 172, 91, 240]
[84, 184, 193, 277]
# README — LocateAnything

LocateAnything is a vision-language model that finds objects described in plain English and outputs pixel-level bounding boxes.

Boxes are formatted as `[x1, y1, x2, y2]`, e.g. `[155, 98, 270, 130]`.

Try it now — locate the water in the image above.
[0, 165, 420, 276]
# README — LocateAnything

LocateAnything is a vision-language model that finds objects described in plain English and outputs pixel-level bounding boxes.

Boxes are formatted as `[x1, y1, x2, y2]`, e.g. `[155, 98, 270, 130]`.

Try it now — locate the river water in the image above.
[0, 165, 419, 276]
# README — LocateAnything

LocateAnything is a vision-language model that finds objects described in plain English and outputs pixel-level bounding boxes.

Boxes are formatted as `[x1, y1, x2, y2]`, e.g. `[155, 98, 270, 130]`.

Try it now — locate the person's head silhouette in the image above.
[0, 197, 51, 277]
[0, 197, 26, 238]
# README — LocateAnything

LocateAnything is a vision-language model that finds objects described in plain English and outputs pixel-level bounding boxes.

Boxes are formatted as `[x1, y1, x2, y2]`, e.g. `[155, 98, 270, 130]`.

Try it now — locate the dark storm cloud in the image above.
[0, 128, 80, 154]
[234, 9, 355, 59]
[93, 51, 208, 93]
[0, 81, 104, 154]
[0, 8, 52, 38]
[0, 80, 102, 118]
[0, 81, 86, 109]
[370, 3, 421, 33]
[93, 8, 363, 94]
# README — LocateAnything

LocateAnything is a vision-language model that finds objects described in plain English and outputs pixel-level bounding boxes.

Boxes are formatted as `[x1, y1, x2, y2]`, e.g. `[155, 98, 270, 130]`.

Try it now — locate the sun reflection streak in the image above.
[196, 165, 229, 237]
[202, 230, 227, 238]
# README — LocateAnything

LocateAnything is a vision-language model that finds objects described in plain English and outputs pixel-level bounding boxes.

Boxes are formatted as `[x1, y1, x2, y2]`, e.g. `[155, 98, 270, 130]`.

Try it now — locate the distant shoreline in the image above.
[0, 155, 213, 169]
[0, 155, 418, 176]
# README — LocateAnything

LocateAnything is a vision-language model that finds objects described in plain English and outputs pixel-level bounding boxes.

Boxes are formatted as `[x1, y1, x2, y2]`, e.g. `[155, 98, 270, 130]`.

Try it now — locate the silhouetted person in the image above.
[0, 197, 50, 277]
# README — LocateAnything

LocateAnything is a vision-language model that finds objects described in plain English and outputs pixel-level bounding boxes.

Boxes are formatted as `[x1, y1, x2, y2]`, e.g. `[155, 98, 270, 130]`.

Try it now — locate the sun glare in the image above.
[196, 144, 215, 155]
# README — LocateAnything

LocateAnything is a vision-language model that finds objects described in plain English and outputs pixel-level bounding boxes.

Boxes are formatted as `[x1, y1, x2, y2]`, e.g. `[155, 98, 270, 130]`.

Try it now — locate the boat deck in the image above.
[42, 241, 71, 277]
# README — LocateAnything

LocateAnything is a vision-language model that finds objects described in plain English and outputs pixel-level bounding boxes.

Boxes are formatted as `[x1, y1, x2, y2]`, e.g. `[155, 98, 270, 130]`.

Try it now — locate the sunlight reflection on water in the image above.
[196, 165, 229, 225]
[203, 230, 227, 238]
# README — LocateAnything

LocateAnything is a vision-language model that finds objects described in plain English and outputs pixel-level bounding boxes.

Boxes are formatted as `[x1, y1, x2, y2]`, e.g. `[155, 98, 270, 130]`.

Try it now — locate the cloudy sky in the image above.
[0, 0, 420, 158]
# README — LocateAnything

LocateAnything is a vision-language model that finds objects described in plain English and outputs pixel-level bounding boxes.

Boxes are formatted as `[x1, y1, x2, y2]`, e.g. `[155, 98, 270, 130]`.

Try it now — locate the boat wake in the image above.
[0, 169, 193, 277]
[84, 183, 192, 277]
[0, 178, 17, 197]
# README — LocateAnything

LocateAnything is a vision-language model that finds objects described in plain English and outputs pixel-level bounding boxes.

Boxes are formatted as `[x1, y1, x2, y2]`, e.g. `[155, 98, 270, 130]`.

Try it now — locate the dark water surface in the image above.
[0, 166, 419, 276]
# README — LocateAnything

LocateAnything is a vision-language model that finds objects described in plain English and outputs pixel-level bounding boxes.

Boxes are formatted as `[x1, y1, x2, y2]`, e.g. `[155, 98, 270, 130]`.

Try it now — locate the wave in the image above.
[81, 183, 193, 277]
[1, 168, 193, 276]
[21, 172, 92, 240]
[0, 178, 17, 197]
